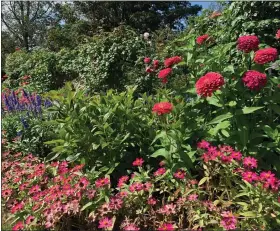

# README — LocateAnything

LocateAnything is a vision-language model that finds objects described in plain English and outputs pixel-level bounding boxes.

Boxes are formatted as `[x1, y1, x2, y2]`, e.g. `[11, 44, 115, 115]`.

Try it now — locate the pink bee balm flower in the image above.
[124, 224, 140, 231]
[95, 177, 110, 188]
[98, 217, 113, 229]
[242, 171, 258, 183]
[158, 223, 175, 231]
[12, 221, 24, 231]
[243, 157, 257, 169]
[220, 211, 237, 230]
[173, 169, 186, 179]
[148, 197, 157, 205]
[197, 140, 210, 149]
[188, 194, 198, 201]
[132, 158, 144, 167]
[154, 167, 166, 176]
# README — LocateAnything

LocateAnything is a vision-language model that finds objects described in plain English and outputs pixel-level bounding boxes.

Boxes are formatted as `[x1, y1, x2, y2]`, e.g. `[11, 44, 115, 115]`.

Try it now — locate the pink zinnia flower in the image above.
[259, 171, 275, 181]
[243, 157, 257, 169]
[132, 158, 144, 167]
[95, 177, 110, 188]
[197, 140, 211, 149]
[188, 194, 198, 201]
[158, 223, 175, 231]
[159, 203, 176, 215]
[117, 191, 128, 198]
[220, 154, 233, 164]
[242, 171, 258, 183]
[230, 151, 242, 161]
[98, 217, 113, 229]
[78, 177, 89, 189]
[124, 224, 140, 231]
[173, 169, 186, 179]
[118, 175, 129, 188]
[2, 189, 12, 198]
[154, 167, 166, 176]
[220, 211, 237, 230]
[26, 215, 35, 225]
[148, 197, 157, 205]
[109, 197, 123, 210]
[129, 182, 143, 192]
[12, 221, 24, 231]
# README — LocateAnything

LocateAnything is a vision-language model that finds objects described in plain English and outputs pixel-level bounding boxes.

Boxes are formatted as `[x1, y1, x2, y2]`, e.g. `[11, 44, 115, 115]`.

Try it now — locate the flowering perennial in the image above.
[152, 102, 173, 115]
[254, 47, 278, 64]
[237, 35, 259, 53]
[242, 70, 267, 91]
[195, 72, 225, 97]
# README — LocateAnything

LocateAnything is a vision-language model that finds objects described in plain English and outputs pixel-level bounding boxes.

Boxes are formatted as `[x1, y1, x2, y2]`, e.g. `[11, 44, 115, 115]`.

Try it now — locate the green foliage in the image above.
[44, 83, 157, 176]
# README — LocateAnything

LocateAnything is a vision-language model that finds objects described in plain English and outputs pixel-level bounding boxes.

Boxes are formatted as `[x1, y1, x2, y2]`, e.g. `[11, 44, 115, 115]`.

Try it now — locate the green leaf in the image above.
[208, 113, 233, 125]
[239, 211, 257, 218]
[221, 129, 230, 137]
[151, 148, 169, 159]
[237, 106, 264, 115]
[198, 177, 209, 186]
[207, 96, 222, 107]
[271, 104, 280, 115]
[234, 192, 249, 199]
[263, 125, 275, 139]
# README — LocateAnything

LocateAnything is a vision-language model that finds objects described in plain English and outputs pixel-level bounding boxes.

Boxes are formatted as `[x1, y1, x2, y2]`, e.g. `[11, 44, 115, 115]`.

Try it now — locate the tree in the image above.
[1, 1, 56, 51]
[74, 2, 202, 32]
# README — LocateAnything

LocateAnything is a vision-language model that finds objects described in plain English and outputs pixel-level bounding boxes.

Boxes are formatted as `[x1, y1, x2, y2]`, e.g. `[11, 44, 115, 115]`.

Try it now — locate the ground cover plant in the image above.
[1, 2, 280, 231]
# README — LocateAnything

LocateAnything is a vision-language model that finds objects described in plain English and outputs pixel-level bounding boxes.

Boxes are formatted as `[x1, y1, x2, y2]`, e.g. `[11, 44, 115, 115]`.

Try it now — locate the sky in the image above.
[193, 1, 213, 9]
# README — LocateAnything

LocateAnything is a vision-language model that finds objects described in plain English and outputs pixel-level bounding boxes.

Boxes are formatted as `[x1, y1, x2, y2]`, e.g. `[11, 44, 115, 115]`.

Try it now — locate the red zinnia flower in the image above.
[164, 56, 182, 67]
[254, 47, 278, 64]
[144, 57, 151, 64]
[237, 35, 259, 53]
[276, 29, 280, 39]
[195, 72, 225, 97]
[146, 67, 153, 73]
[153, 60, 159, 69]
[152, 102, 173, 115]
[158, 68, 172, 79]
[242, 70, 267, 91]
[132, 158, 144, 167]
[196, 34, 209, 45]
